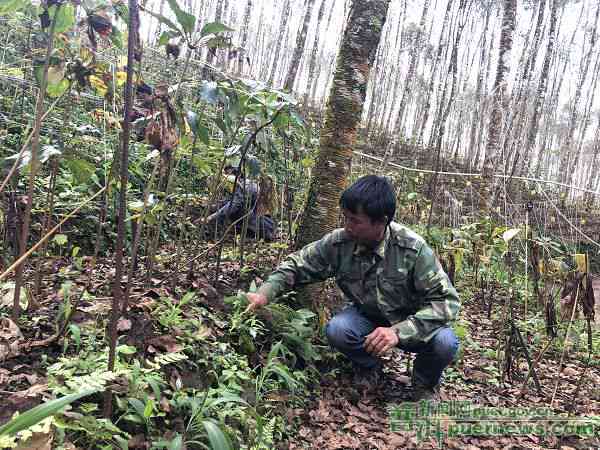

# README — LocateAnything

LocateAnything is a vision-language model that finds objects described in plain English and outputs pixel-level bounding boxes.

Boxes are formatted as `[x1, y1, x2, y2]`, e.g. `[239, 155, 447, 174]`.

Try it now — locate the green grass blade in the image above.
[0, 388, 97, 436]
[202, 419, 233, 450]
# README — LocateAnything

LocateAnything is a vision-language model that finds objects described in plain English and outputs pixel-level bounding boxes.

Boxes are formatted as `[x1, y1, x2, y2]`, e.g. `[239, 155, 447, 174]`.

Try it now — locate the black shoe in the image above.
[411, 372, 441, 404]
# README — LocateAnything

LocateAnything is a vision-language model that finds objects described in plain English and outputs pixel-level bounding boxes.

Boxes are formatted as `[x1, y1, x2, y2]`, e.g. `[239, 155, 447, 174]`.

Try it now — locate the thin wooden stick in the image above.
[550, 282, 581, 407]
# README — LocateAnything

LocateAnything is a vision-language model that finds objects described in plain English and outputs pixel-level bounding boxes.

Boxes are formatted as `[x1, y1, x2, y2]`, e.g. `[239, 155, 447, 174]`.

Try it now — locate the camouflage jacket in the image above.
[258, 222, 460, 346]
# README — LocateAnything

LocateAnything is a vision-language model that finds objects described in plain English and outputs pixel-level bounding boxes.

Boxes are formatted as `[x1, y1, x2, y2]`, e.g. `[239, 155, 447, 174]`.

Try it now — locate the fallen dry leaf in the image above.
[0, 318, 24, 361]
[117, 318, 132, 332]
[561, 366, 578, 377]
[15, 431, 53, 450]
[147, 335, 183, 353]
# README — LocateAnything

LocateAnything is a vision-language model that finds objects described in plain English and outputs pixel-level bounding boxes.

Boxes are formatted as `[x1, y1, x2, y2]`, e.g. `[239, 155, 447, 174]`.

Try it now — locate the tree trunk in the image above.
[535, 3, 578, 178]
[529, 0, 559, 177]
[467, 4, 492, 170]
[203, 0, 224, 78]
[236, 0, 252, 75]
[416, 0, 451, 147]
[482, 0, 517, 204]
[383, 0, 407, 134]
[284, 0, 317, 92]
[309, 0, 337, 106]
[563, 4, 599, 190]
[304, 0, 327, 105]
[501, 0, 546, 183]
[584, 118, 600, 204]
[268, 0, 292, 86]
[394, 0, 429, 135]
[295, 0, 390, 310]
[296, 0, 390, 250]
[104, 0, 137, 417]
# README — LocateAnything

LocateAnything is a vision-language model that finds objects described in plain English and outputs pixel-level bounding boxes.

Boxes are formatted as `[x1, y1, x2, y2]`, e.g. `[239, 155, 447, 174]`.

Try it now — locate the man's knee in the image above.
[430, 327, 459, 363]
[325, 315, 361, 351]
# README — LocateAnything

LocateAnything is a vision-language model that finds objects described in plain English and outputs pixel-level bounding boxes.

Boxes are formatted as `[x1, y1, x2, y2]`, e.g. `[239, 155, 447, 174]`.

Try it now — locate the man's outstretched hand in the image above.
[244, 292, 268, 313]
[364, 327, 399, 356]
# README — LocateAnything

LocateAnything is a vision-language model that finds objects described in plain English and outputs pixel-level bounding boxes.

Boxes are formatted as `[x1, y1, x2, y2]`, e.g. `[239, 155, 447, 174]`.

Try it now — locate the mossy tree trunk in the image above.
[294, 0, 391, 311]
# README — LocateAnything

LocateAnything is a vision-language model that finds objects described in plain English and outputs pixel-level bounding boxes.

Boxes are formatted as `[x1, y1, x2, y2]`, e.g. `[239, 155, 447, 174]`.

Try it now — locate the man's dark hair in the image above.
[339, 175, 396, 224]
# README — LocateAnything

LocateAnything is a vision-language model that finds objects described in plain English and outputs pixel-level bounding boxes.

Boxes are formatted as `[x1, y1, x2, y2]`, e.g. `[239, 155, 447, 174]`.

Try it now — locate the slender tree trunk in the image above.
[467, 4, 491, 170]
[473, 12, 497, 169]
[425, 0, 468, 229]
[268, 0, 292, 86]
[309, 0, 337, 106]
[502, 0, 546, 183]
[33, 158, 59, 296]
[104, 0, 138, 418]
[236, 0, 252, 75]
[584, 118, 600, 204]
[529, 0, 559, 177]
[203, 0, 224, 77]
[482, 0, 517, 205]
[394, 0, 429, 135]
[562, 4, 599, 190]
[535, 3, 577, 178]
[568, 46, 600, 188]
[417, 0, 452, 147]
[304, 0, 327, 105]
[284, 0, 317, 92]
[383, 0, 407, 133]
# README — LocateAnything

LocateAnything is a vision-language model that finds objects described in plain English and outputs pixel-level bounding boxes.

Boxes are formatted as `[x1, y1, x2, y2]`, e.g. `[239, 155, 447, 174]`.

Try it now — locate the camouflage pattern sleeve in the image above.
[392, 243, 460, 347]
[258, 232, 339, 302]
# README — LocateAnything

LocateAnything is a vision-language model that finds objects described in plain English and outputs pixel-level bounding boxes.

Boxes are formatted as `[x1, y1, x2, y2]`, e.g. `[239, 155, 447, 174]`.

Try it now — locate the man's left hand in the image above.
[364, 327, 399, 356]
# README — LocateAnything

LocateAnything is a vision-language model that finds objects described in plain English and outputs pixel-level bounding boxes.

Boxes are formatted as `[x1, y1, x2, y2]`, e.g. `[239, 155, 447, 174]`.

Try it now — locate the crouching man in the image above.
[244, 175, 460, 401]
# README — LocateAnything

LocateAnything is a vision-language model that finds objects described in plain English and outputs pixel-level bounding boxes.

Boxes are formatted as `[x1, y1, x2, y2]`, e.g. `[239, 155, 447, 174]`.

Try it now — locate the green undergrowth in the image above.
[2, 287, 326, 449]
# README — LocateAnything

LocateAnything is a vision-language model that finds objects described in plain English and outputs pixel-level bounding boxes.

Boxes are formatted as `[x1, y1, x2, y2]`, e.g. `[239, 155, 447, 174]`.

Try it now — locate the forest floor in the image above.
[284, 295, 600, 449]
[0, 244, 599, 450]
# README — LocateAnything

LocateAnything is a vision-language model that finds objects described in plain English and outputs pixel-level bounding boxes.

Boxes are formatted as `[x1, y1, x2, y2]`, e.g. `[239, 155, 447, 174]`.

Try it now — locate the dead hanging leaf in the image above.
[144, 87, 179, 152]
[117, 318, 132, 332]
[256, 174, 277, 216]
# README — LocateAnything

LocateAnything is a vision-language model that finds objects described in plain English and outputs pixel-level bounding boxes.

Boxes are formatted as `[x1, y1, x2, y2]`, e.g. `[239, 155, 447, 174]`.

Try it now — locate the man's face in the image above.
[342, 208, 386, 244]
